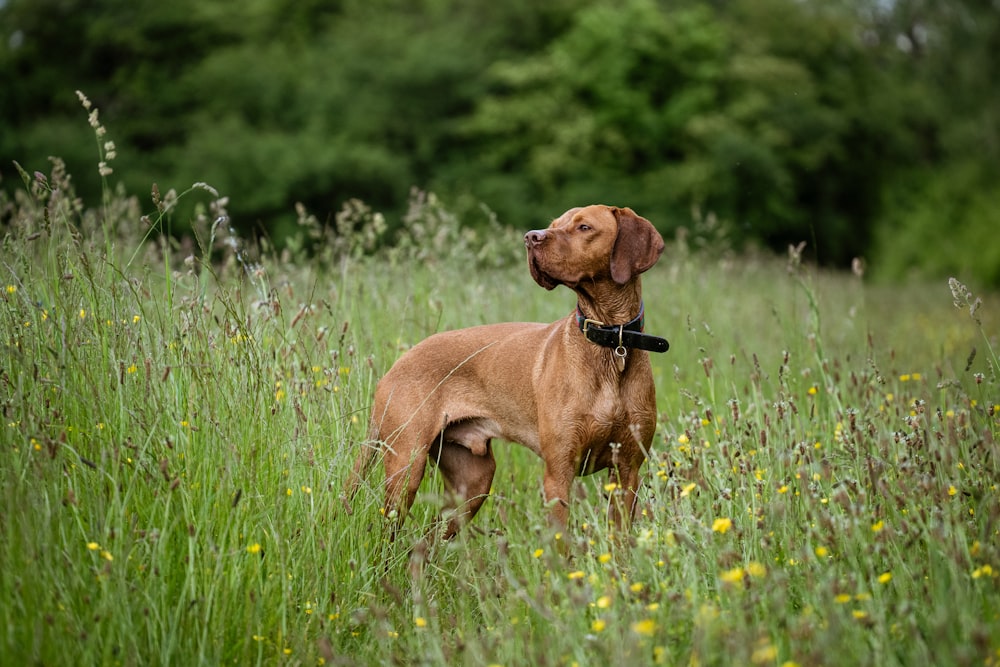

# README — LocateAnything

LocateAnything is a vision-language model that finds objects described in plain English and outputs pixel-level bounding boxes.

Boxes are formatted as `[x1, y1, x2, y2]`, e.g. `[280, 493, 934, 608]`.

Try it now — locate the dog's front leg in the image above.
[541, 460, 575, 530]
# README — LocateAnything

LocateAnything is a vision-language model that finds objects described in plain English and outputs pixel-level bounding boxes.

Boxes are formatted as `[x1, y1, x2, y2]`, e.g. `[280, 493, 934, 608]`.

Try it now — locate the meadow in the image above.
[2, 131, 999, 665]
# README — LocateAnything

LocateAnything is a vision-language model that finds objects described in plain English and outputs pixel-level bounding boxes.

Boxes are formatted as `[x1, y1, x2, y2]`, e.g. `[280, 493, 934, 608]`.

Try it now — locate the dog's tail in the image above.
[340, 436, 380, 516]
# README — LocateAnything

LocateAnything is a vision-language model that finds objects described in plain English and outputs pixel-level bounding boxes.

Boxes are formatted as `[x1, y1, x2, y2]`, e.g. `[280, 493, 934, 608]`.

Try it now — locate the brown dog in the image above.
[346, 205, 668, 539]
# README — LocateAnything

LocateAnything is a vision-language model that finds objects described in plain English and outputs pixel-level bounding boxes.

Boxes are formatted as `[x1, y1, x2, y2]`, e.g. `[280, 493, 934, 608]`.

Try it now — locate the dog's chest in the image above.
[573, 390, 650, 475]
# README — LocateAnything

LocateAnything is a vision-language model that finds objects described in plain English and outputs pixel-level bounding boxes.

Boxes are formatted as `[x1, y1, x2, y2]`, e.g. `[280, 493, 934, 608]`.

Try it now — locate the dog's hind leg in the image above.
[431, 427, 497, 539]
[382, 437, 430, 541]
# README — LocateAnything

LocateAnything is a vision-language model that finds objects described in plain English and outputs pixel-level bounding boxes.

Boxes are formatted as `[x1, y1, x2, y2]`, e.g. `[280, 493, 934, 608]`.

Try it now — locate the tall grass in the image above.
[1, 105, 998, 666]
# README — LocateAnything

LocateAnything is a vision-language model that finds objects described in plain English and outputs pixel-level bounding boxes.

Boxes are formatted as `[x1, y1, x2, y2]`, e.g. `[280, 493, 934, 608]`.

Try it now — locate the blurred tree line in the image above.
[1, 0, 998, 284]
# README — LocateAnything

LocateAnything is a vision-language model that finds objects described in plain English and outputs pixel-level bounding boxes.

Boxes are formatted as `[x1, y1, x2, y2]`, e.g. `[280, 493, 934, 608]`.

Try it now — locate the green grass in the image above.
[2, 149, 999, 665]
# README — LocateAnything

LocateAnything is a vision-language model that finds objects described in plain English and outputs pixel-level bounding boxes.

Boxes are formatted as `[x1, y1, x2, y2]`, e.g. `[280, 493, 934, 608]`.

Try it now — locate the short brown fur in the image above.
[345, 205, 664, 539]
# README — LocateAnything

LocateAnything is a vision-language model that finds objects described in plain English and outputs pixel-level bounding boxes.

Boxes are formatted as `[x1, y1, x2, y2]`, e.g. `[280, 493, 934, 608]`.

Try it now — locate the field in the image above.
[2, 153, 999, 667]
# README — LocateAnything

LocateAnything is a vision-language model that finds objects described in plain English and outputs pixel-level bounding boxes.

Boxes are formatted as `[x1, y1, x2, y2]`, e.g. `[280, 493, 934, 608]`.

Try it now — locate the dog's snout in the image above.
[524, 229, 547, 247]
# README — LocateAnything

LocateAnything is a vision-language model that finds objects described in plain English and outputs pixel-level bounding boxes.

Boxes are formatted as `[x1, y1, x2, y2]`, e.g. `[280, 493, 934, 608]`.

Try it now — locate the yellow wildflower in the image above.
[720, 567, 744, 584]
[972, 565, 994, 579]
[711, 517, 733, 534]
[751, 642, 778, 664]
[632, 619, 657, 636]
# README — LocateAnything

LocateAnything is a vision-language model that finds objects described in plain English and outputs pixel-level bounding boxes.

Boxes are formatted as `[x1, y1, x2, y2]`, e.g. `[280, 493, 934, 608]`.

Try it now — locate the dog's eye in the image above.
[577, 224, 591, 232]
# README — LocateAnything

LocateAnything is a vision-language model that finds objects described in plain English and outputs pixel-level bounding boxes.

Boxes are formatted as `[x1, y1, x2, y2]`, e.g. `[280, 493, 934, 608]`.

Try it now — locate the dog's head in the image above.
[524, 205, 664, 290]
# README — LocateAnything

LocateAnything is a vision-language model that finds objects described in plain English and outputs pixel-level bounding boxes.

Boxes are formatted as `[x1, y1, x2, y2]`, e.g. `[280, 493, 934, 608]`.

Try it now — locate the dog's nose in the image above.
[524, 230, 547, 247]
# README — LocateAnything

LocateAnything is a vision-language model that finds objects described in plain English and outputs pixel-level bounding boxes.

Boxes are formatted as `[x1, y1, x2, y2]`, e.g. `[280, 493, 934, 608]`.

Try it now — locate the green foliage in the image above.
[2, 130, 999, 664]
[462, 0, 879, 259]
[461, 2, 730, 213]
[0, 0, 998, 280]
[875, 163, 1000, 287]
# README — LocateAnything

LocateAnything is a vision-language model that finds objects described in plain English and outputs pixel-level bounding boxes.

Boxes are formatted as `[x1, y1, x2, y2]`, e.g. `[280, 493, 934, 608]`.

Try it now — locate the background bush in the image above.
[1, 0, 998, 284]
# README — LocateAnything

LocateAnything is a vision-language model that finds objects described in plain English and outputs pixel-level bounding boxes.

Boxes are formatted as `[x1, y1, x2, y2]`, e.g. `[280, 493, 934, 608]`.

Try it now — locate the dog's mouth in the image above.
[527, 252, 560, 291]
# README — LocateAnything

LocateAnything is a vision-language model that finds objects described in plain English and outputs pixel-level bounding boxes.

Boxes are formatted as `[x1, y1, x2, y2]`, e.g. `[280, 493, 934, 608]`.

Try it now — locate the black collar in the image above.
[575, 302, 669, 353]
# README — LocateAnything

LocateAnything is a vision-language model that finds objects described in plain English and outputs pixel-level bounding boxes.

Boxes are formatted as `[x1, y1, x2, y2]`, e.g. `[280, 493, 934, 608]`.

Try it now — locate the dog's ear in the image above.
[610, 207, 665, 284]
